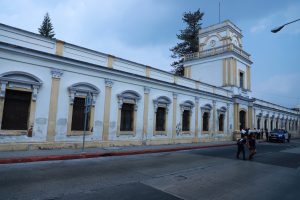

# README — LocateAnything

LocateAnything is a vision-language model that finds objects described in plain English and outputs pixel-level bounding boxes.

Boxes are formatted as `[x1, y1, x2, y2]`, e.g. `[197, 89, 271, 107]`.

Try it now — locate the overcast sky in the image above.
[0, 0, 299, 108]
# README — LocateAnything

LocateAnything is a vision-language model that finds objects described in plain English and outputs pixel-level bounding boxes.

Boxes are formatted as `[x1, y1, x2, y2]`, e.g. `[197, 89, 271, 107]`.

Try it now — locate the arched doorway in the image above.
[270, 120, 273, 131]
[257, 118, 261, 129]
[239, 110, 246, 130]
[264, 119, 268, 130]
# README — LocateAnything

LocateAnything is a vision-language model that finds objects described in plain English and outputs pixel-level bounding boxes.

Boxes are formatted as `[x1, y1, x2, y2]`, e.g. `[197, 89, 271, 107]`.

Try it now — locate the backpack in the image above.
[237, 138, 244, 146]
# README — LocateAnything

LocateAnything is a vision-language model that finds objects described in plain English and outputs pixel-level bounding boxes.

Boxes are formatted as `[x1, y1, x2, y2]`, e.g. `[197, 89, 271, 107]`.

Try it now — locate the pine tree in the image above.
[170, 9, 204, 76]
[38, 13, 55, 38]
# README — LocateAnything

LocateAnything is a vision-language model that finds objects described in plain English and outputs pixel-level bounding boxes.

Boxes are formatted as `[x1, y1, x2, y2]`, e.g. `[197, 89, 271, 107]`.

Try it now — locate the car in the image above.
[269, 129, 290, 143]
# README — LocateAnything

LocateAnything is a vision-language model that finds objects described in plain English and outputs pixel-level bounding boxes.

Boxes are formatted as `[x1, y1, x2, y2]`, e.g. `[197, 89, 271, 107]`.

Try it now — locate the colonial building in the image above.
[0, 20, 299, 151]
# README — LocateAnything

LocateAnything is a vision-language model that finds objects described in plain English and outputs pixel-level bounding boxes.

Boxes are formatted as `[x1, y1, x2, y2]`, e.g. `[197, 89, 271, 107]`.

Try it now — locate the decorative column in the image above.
[102, 79, 113, 141]
[142, 87, 150, 142]
[234, 103, 239, 131]
[172, 93, 177, 140]
[248, 104, 253, 129]
[47, 68, 63, 142]
[194, 97, 199, 142]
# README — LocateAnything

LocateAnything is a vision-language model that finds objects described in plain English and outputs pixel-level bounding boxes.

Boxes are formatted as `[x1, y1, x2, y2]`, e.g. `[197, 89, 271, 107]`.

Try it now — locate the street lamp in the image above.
[271, 18, 300, 33]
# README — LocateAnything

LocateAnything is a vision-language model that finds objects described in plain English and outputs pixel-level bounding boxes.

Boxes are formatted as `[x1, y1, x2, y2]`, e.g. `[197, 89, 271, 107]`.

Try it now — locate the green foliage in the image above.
[38, 13, 55, 38]
[170, 9, 204, 76]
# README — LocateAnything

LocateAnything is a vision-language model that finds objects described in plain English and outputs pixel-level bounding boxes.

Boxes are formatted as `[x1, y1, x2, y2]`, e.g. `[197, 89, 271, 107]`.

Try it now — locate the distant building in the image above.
[0, 21, 299, 151]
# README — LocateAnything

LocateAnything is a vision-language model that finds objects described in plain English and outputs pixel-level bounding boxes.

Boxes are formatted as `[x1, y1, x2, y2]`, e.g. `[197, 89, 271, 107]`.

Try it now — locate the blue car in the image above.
[269, 129, 290, 143]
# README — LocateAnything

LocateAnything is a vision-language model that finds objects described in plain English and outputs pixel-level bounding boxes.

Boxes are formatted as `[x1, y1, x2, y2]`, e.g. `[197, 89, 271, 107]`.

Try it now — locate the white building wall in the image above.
[0, 55, 52, 143]
[55, 70, 105, 142]
[147, 89, 173, 140]
[176, 94, 195, 139]
[0, 24, 56, 54]
[109, 81, 144, 141]
[63, 44, 108, 67]
[190, 59, 223, 86]
[0, 22, 299, 149]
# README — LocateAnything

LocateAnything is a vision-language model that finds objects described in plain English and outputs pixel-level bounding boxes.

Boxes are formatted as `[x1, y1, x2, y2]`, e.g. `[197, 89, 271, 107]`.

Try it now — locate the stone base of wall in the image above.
[0, 136, 234, 152]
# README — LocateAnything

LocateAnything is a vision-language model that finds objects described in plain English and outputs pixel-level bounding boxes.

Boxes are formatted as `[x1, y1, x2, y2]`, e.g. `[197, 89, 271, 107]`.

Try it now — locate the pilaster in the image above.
[47, 68, 63, 141]
[248, 105, 253, 129]
[194, 97, 199, 142]
[55, 40, 64, 56]
[143, 87, 150, 141]
[172, 93, 177, 140]
[102, 79, 113, 141]
[234, 103, 239, 131]
[107, 55, 114, 69]
[212, 100, 216, 133]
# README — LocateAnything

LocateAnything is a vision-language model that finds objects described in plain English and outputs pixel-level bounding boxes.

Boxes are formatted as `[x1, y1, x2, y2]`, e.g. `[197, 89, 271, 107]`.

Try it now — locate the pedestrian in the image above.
[236, 134, 247, 160]
[265, 128, 269, 142]
[240, 128, 246, 138]
[248, 133, 256, 160]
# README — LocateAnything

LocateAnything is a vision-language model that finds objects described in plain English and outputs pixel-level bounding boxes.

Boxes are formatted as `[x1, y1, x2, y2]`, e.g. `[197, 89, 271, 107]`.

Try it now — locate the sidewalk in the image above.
[0, 141, 236, 164]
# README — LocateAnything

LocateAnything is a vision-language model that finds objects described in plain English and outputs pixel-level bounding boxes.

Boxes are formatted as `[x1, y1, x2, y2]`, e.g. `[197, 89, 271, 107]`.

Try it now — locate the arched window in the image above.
[153, 96, 171, 135]
[0, 71, 42, 135]
[117, 90, 141, 136]
[217, 106, 226, 132]
[180, 100, 194, 132]
[67, 82, 100, 135]
[201, 104, 212, 132]
[218, 114, 225, 131]
[203, 112, 209, 131]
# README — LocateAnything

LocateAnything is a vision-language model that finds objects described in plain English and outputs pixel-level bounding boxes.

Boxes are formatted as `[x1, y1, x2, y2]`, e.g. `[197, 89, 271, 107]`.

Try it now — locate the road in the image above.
[1, 140, 300, 200]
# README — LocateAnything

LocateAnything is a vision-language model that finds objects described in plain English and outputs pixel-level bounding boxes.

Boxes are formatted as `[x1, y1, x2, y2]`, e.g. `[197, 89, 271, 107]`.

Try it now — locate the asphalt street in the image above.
[1, 140, 300, 200]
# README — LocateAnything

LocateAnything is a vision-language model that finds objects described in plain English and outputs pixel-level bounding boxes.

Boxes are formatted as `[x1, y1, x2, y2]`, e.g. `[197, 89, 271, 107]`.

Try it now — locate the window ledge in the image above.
[202, 131, 210, 134]
[0, 130, 28, 136]
[118, 131, 135, 136]
[68, 131, 93, 136]
[181, 131, 192, 135]
[154, 131, 167, 136]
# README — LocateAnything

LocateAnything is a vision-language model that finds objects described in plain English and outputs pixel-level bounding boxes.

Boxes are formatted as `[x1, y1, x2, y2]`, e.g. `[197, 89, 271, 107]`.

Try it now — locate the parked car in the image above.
[269, 129, 290, 143]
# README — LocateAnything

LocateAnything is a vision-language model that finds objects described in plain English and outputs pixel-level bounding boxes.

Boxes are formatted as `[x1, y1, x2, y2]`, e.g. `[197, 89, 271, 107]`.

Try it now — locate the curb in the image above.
[0, 143, 235, 164]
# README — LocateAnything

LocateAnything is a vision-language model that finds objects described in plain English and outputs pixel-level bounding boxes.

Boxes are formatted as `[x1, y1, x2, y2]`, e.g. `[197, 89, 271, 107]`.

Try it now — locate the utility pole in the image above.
[219, 1, 221, 23]
[82, 92, 92, 151]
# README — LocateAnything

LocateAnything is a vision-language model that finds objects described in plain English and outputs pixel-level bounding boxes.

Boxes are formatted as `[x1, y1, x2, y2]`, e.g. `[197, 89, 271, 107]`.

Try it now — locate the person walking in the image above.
[265, 128, 269, 142]
[236, 134, 247, 160]
[248, 133, 256, 160]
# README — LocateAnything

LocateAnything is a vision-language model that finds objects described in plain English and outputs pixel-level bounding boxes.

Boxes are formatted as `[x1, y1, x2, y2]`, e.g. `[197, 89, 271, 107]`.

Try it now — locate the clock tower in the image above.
[183, 20, 253, 99]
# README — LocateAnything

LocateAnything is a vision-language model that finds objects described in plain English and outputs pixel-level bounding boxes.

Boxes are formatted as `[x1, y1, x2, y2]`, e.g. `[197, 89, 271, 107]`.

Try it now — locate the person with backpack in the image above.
[236, 134, 247, 160]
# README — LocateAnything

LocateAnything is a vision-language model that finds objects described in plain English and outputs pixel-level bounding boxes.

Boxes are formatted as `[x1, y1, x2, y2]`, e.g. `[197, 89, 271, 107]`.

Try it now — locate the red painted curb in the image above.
[0, 143, 235, 164]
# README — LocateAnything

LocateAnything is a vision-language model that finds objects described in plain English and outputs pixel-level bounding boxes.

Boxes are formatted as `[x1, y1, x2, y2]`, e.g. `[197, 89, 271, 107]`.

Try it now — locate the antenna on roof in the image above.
[219, 1, 221, 23]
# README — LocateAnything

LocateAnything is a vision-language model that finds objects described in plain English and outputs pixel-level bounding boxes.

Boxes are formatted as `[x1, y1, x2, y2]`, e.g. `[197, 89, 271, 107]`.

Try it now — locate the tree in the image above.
[38, 13, 55, 38]
[170, 9, 204, 76]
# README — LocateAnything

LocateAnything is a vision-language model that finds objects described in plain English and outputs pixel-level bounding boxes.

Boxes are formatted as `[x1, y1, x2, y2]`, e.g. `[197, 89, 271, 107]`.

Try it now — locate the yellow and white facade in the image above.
[0, 20, 299, 151]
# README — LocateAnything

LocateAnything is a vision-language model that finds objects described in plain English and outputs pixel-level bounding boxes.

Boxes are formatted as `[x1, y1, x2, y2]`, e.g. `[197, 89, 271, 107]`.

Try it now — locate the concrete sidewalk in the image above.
[0, 141, 237, 164]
